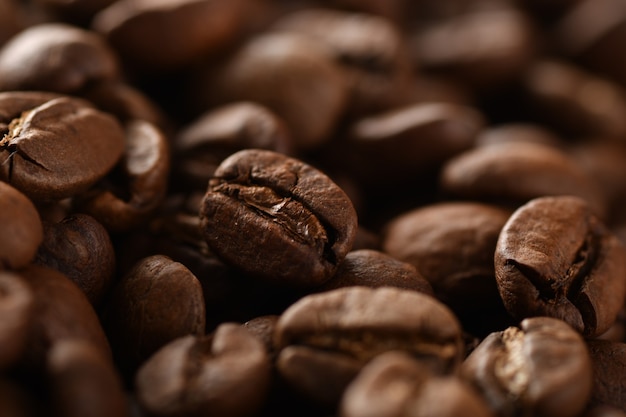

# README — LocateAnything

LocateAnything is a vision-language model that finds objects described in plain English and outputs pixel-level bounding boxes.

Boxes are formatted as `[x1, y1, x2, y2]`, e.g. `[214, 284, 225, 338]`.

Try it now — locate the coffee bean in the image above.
[461, 317, 593, 417]
[104, 255, 206, 373]
[0, 23, 119, 94]
[135, 323, 271, 417]
[0, 271, 34, 371]
[440, 142, 607, 217]
[0, 181, 43, 270]
[495, 195, 626, 337]
[92, 0, 251, 72]
[383, 202, 513, 335]
[34, 214, 115, 306]
[200, 149, 358, 287]
[47, 339, 130, 417]
[275, 286, 463, 373]
[0, 93, 126, 201]
[341, 351, 493, 417]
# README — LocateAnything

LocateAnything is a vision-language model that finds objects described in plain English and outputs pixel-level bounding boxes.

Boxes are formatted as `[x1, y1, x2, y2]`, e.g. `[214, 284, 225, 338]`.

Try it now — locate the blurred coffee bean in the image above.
[462, 317, 593, 417]
[383, 202, 514, 336]
[104, 255, 206, 374]
[586, 340, 626, 410]
[173, 102, 294, 191]
[34, 214, 115, 306]
[411, 8, 537, 89]
[524, 60, 626, 138]
[19, 264, 112, 371]
[0, 23, 119, 94]
[47, 339, 130, 417]
[316, 249, 434, 295]
[0, 0, 24, 48]
[495, 196, 626, 337]
[475, 123, 564, 148]
[0, 92, 125, 202]
[243, 315, 280, 355]
[135, 323, 271, 417]
[92, 0, 251, 73]
[200, 149, 358, 288]
[339, 102, 484, 188]
[0, 272, 34, 371]
[0, 181, 43, 270]
[201, 32, 349, 151]
[440, 142, 607, 217]
[273, 8, 413, 116]
[341, 351, 493, 417]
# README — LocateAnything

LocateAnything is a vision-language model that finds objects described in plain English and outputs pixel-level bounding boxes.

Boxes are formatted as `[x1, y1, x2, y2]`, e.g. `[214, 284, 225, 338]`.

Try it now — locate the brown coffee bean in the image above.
[273, 286, 463, 407]
[341, 102, 484, 185]
[74, 119, 170, 232]
[383, 202, 513, 335]
[475, 123, 564, 148]
[495, 195, 626, 337]
[104, 255, 206, 373]
[47, 339, 130, 417]
[524, 60, 626, 138]
[273, 8, 413, 115]
[461, 317, 593, 417]
[586, 340, 626, 410]
[204, 32, 349, 150]
[0, 272, 34, 370]
[341, 351, 493, 417]
[19, 264, 112, 370]
[243, 315, 279, 355]
[440, 142, 607, 217]
[92, 0, 251, 72]
[0, 93, 126, 201]
[411, 8, 536, 88]
[135, 323, 271, 417]
[174, 102, 294, 190]
[0, 23, 119, 94]
[34, 214, 115, 306]
[0, 181, 43, 270]
[317, 249, 434, 295]
[200, 149, 358, 288]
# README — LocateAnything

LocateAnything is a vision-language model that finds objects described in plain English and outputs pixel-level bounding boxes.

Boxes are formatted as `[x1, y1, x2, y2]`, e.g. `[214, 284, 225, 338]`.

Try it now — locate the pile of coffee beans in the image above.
[1, 0, 626, 416]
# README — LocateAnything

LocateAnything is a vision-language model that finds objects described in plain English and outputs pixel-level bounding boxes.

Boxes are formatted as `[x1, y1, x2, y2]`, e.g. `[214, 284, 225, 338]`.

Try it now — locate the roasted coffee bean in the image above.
[586, 340, 626, 410]
[0, 23, 119, 94]
[0, 272, 34, 370]
[135, 323, 271, 417]
[383, 202, 513, 335]
[316, 249, 434, 295]
[74, 119, 170, 232]
[0, 93, 126, 201]
[340, 102, 484, 186]
[274, 287, 463, 407]
[0, 181, 43, 270]
[92, 0, 251, 72]
[461, 317, 593, 417]
[341, 351, 493, 417]
[524, 60, 626, 138]
[475, 123, 564, 148]
[243, 315, 280, 355]
[440, 142, 607, 217]
[203, 32, 349, 150]
[104, 255, 206, 373]
[200, 149, 358, 288]
[273, 8, 413, 115]
[47, 339, 130, 417]
[495, 195, 626, 337]
[174, 102, 293, 190]
[411, 8, 536, 88]
[34, 214, 115, 306]
[19, 264, 112, 370]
